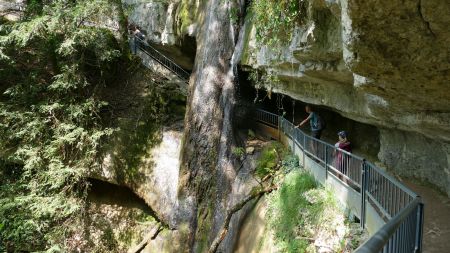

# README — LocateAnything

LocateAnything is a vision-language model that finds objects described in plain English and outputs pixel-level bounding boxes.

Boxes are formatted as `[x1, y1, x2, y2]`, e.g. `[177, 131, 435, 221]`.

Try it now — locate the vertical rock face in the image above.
[90, 68, 186, 229]
[0, 0, 26, 21]
[378, 129, 450, 194]
[124, 0, 198, 70]
[124, 0, 176, 44]
[340, 0, 450, 136]
[178, 0, 244, 250]
[242, 0, 450, 137]
[101, 1, 248, 251]
[239, 0, 450, 196]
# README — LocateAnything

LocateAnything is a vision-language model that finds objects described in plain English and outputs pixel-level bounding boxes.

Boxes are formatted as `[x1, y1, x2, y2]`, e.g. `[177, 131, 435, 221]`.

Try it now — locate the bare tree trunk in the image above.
[127, 225, 162, 253]
[207, 186, 277, 253]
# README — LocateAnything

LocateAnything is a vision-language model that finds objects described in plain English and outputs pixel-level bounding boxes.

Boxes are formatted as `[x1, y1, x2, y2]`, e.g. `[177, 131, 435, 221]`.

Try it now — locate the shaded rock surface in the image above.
[379, 128, 450, 192]
[90, 66, 186, 228]
[96, 122, 184, 227]
[218, 139, 271, 253]
[241, 0, 450, 140]
[67, 179, 160, 252]
[0, 0, 25, 21]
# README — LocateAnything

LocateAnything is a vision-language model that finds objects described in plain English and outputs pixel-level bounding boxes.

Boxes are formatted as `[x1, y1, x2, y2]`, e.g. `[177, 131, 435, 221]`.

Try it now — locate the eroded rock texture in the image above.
[123, 0, 198, 70]
[90, 68, 186, 230]
[240, 0, 450, 195]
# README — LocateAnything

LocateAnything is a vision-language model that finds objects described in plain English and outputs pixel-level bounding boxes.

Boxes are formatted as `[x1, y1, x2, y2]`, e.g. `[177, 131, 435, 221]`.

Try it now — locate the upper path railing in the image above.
[255, 109, 424, 253]
[132, 35, 191, 82]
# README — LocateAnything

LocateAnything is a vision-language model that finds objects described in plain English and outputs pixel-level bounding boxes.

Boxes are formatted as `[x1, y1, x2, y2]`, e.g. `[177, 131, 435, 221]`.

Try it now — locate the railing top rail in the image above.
[355, 197, 422, 253]
[133, 35, 191, 79]
[277, 110, 366, 161]
[364, 160, 419, 198]
[257, 109, 279, 118]
[258, 109, 418, 194]
[306, 130, 366, 160]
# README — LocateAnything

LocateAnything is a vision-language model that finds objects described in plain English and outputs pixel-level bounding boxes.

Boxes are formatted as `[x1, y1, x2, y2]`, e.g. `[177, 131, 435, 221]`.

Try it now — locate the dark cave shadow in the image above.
[86, 178, 157, 215]
[80, 179, 160, 252]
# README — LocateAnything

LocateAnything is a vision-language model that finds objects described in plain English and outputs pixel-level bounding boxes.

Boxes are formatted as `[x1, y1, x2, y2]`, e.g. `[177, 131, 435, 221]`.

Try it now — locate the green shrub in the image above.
[266, 171, 317, 252]
[255, 142, 286, 178]
[265, 168, 359, 252]
[232, 147, 246, 158]
[248, 129, 256, 139]
[281, 154, 300, 174]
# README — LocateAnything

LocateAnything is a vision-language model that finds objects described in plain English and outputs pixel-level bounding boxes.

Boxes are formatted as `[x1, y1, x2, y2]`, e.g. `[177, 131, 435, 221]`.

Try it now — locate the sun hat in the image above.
[338, 131, 348, 139]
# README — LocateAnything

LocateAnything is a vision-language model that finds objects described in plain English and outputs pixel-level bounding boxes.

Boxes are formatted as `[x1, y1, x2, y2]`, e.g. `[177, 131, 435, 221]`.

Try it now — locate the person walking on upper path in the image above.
[129, 25, 146, 54]
[295, 105, 325, 139]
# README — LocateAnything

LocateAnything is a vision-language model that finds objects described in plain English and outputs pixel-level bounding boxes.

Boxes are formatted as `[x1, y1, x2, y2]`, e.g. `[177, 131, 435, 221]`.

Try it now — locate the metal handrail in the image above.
[254, 109, 424, 253]
[255, 109, 278, 128]
[132, 36, 191, 81]
[280, 116, 365, 187]
[365, 160, 418, 198]
[355, 198, 423, 253]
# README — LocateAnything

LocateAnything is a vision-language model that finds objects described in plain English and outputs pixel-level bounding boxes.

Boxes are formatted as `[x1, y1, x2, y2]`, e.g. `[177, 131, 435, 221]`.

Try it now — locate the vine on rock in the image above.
[251, 0, 307, 46]
[248, 69, 281, 103]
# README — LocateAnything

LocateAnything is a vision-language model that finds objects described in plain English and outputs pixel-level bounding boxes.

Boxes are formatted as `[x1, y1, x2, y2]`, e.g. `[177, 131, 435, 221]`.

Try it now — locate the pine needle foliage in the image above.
[0, 0, 127, 251]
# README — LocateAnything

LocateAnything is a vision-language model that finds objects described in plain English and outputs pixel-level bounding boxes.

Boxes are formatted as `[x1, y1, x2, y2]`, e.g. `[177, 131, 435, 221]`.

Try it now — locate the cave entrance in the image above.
[236, 73, 381, 161]
[87, 179, 158, 219]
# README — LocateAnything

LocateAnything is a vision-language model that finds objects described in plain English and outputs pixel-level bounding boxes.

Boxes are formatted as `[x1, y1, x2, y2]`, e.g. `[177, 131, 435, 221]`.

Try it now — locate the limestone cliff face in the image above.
[124, 0, 201, 43]
[124, 0, 449, 209]
[123, 0, 200, 70]
[239, 0, 450, 196]
[242, 0, 450, 137]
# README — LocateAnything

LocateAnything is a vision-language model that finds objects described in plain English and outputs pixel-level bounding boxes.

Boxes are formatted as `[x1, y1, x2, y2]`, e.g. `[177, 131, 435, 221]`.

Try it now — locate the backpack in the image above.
[313, 114, 326, 131]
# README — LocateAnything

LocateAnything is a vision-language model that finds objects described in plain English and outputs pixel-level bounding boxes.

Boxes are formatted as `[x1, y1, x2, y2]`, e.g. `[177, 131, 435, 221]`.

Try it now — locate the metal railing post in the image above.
[325, 147, 328, 180]
[278, 116, 281, 141]
[415, 202, 424, 253]
[303, 134, 306, 169]
[361, 159, 367, 228]
[292, 127, 295, 153]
